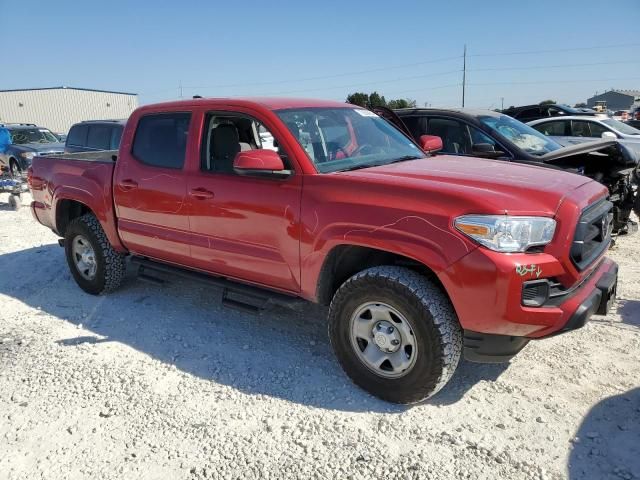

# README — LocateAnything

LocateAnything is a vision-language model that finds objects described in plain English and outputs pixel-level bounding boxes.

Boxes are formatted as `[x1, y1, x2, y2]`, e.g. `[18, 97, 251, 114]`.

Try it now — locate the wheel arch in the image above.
[316, 244, 449, 306]
[55, 198, 93, 237]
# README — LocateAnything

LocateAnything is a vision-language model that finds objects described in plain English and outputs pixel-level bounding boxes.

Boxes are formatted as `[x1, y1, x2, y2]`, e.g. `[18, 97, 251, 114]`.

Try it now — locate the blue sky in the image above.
[3, 0, 639, 108]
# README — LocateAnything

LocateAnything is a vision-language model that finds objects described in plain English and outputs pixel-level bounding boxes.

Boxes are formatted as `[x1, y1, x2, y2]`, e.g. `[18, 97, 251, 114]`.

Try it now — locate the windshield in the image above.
[479, 115, 563, 156]
[276, 107, 425, 173]
[601, 118, 640, 136]
[9, 128, 59, 145]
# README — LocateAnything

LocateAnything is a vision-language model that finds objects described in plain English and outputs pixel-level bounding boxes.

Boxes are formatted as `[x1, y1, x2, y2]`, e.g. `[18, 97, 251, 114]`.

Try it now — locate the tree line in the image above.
[346, 92, 417, 109]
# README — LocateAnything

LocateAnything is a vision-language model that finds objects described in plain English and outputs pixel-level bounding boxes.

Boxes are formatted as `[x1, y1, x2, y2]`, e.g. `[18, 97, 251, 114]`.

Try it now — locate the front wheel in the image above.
[64, 213, 126, 295]
[328, 266, 462, 404]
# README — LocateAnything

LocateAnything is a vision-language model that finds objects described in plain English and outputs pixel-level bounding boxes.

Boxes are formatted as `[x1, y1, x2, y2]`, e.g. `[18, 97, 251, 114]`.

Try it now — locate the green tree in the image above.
[539, 99, 556, 105]
[387, 98, 417, 109]
[368, 91, 387, 108]
[346, 92, 369, 107]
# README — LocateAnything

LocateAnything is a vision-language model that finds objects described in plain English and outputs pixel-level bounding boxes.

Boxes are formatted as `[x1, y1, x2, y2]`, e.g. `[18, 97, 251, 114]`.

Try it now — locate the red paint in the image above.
[419, 135, 443, 153]
[30, 98, 615, 338]
[234, 149, 286, 172]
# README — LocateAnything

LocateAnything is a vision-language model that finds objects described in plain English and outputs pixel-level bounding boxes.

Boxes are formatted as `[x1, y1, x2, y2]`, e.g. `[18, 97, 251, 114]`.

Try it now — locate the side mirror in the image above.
[472, 142, 505, 158]
[601, 131, 617, 139]
[233, 149, 292, 179]
[419, 135, 443, 153]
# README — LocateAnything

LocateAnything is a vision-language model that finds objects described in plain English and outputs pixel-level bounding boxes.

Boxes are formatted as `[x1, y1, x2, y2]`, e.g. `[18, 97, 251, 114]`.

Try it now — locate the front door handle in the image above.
[189, 187, 215, 200]
[119, 179, 138, 191]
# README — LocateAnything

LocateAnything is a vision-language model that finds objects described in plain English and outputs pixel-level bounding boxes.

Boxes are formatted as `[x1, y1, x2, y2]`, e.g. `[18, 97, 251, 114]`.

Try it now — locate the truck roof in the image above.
[137, 97, 354, 112]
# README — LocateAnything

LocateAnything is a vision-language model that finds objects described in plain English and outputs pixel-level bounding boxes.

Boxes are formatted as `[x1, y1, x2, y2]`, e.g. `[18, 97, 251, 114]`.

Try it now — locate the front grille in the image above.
[570, 199, 613, 271]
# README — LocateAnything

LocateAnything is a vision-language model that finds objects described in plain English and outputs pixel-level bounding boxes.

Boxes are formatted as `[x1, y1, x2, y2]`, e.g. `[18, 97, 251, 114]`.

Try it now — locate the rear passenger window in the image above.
[532, 121, 567, 136]
[67, 125, 88, 146]
[87, 125, 112, 150]
[132, 113, 191, 169]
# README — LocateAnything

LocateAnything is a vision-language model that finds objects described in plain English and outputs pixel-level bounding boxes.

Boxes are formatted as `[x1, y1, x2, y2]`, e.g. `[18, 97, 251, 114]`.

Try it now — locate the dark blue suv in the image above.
[0, 123, 65, 175]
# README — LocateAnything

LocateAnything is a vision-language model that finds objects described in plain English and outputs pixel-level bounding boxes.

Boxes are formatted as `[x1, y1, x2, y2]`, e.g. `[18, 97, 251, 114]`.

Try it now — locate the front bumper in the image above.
[459, 259, 618, 363]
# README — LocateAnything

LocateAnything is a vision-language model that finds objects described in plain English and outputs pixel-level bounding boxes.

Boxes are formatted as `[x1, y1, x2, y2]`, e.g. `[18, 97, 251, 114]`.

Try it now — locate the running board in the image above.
[130, 257, 305, 313]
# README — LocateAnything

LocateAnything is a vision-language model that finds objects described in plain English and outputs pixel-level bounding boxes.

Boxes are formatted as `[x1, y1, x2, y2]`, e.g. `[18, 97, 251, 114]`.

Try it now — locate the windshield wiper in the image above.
[387, 155, 423, 163]
[338, 155, 423, 172]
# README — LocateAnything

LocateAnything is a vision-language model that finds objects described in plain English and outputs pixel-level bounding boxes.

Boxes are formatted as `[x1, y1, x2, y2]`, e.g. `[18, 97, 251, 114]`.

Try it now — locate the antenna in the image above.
[462, 44, 467, 108]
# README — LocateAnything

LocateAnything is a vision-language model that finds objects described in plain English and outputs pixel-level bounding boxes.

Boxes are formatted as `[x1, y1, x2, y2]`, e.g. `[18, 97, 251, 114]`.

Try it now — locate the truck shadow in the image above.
[0, 244, 499, 412]
[617, 299, 640, 327]
[568, 387, 640, 480]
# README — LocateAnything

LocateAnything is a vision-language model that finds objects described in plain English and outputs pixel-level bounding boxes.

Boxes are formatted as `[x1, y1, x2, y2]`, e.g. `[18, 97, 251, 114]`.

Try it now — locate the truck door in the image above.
[185, 110, 302, 293]
[113, 111, 194, 265]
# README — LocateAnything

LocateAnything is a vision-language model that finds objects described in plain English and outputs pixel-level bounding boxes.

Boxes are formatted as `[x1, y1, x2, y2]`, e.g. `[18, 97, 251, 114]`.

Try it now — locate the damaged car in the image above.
[374, 107, 640, 234]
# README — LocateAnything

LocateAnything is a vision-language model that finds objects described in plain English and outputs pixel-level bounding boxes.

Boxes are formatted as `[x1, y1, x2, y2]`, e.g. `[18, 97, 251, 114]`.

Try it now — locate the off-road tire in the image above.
[64, 213, 126, 295]
[328, 266, 462, 404]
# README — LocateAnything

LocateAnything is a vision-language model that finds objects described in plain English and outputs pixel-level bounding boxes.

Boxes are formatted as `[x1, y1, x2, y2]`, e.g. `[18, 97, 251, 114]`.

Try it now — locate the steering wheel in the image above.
[328, 146, 350, 160]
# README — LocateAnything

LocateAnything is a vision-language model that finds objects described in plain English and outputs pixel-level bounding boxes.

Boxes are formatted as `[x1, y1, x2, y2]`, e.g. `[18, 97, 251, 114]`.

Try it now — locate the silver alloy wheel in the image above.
[71, 235, 97, 280]
[349, 302, 418, 378]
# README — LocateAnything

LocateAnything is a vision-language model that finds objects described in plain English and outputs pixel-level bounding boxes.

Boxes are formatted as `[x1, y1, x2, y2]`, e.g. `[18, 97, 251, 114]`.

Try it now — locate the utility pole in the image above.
[501, 97, 504, 110]
[179, 81, 183, 99]
[462, 44, 467, 108]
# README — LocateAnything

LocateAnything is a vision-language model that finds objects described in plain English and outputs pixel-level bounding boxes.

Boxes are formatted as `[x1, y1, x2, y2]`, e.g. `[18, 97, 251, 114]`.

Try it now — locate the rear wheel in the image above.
[64, 213, 126, 295]
[328, 266, 462, 404]
[9, 159, 21, 177]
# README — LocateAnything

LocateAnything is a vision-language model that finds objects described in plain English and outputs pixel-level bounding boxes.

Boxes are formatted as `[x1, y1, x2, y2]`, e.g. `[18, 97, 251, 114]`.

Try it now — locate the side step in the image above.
[130, 257, 305, 313]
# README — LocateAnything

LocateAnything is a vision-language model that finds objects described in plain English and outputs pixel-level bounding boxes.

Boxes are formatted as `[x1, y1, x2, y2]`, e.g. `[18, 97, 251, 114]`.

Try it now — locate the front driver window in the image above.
[202, 114, 287, 173]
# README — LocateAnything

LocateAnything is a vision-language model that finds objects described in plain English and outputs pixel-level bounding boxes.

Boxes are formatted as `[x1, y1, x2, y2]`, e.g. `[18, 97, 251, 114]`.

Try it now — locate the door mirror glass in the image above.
[233, 149, 291, 178]
[419, 134, 443, 153]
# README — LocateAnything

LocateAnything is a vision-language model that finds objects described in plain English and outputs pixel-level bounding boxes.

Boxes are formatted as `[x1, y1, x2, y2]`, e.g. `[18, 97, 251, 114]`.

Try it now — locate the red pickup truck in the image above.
[29, 98, 618, 403]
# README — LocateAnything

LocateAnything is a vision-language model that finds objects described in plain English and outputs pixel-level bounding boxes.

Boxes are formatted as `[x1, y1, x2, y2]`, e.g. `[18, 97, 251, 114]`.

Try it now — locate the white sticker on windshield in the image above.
[354, 109, 379, 117]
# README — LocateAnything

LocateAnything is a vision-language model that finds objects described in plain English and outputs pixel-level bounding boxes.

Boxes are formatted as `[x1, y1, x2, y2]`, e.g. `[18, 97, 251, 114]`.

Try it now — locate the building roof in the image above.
[593, 89, 640, 98]
[0, 86, 137, 96]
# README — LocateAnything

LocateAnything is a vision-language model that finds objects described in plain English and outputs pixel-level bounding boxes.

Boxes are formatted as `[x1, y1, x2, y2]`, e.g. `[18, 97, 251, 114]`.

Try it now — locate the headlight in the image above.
[454, 215, 556, 253]
[20, 152, 36, 160]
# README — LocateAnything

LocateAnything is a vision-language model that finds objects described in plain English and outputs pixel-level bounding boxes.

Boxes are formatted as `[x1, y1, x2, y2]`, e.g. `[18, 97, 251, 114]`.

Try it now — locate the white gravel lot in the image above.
[0, 192, 638, 480]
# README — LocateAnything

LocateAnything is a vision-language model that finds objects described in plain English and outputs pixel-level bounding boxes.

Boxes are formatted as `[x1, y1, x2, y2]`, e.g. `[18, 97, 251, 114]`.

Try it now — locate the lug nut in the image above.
[387, 326, 394, 333]
[376, 324, 382, 330]
[391, 339, 400, 346]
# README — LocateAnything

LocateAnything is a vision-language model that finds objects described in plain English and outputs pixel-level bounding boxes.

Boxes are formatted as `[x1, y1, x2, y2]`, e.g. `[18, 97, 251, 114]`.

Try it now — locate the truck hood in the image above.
[539, 139, 618, 161]
[342, 155, 596, 216]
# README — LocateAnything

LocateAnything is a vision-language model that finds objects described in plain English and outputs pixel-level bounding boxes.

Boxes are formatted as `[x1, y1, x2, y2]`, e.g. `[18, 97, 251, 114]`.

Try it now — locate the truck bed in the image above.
[29, 151, 122, 250]
[40, 150, 118, 163]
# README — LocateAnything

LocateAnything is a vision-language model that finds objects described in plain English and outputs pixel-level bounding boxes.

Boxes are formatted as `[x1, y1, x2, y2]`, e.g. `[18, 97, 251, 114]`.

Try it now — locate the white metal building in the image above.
[0, 86, 138, 133]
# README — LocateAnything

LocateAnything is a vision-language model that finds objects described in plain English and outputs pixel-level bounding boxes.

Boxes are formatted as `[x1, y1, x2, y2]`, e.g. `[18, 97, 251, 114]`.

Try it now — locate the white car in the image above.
[528, 116, 640, 147]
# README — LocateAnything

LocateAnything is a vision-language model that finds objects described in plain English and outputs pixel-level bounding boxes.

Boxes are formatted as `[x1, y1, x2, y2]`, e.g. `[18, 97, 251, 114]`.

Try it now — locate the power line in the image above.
[469, 42, 640, 57]
[224, 69, 462, 96]
[468, 76, 640, 87]
[469, 59, 631, 73]
[182, 55, 462, 91]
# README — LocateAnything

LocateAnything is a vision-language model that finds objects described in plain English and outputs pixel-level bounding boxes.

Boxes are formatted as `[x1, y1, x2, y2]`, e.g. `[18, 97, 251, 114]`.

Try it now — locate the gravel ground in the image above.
[0, 192, 638, 480]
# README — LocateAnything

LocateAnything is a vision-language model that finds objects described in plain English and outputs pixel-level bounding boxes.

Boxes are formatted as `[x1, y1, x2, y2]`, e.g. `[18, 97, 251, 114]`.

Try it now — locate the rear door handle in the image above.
[119, 179, 138, 191]
[189, 187, 215, 200]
